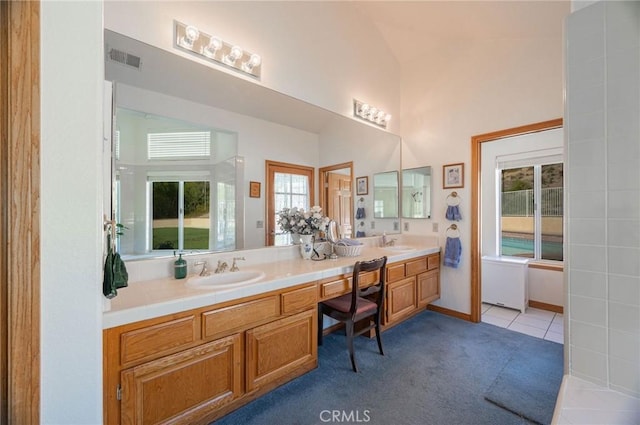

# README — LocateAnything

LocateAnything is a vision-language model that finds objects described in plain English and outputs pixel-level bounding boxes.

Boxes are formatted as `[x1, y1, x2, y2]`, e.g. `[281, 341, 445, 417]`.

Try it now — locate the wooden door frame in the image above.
[265, 160, 315, 245]
[0, 1, 41, 423]
[318, 161, 353, 224]
[470, 118, 562, 323]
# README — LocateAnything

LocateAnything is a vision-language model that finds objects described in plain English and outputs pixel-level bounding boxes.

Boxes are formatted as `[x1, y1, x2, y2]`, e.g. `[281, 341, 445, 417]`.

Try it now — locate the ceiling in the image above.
[354, 1, 571, 65]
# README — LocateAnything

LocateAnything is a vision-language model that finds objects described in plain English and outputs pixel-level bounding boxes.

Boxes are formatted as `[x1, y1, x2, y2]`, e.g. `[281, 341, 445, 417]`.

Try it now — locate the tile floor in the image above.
[481, 302, 564, 344]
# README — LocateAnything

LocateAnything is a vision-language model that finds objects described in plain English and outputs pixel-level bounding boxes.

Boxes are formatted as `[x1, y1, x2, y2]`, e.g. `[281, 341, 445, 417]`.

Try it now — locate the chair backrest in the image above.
[349, 256, 387, 315]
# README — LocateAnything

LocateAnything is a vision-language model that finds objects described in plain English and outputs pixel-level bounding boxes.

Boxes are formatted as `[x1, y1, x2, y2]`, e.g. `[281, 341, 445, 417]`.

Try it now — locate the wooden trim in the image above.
[427, 304, 472, 322]
[529, 300, 563, 314]
[0, 1, 41, 423]
[528, 262, 564, 272]
[265, 160, 315, 246]
[470, 119, 562, 324]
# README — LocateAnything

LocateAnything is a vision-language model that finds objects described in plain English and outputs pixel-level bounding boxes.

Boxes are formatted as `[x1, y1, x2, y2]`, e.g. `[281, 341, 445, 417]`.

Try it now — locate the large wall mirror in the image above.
[373, 171, 399, 219]
[105, 30, 401, 260]
[402, 166, 432, 219]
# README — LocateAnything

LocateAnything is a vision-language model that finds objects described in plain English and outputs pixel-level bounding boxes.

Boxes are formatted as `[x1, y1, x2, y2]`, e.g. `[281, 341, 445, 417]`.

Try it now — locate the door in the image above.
[319, 162, 353, 238]
[265, 160, 314, 246]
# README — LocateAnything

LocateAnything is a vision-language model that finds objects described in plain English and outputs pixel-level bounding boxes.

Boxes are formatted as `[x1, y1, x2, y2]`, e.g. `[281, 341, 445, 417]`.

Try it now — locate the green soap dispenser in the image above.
[174, 253, 187, 279]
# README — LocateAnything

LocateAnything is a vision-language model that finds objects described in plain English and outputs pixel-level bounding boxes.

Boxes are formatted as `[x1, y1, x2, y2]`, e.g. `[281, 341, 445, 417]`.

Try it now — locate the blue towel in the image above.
[446, 205, 462, 221]
[356, 231, 365, 237]
[356, 207, 365, 219]
[443, 236, 462, 268]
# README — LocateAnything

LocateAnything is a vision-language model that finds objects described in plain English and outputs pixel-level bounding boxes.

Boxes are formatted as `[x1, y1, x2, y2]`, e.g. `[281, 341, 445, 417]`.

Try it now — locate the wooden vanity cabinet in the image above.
[384, 252, 441, 328]
[104, 283, 317, 425]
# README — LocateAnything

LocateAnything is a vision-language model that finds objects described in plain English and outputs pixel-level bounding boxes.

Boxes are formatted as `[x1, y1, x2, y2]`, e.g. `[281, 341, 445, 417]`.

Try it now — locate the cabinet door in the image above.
[246, 309, 317, 391]
[121, 334, 242, 425]
[386, 277, 417, 324]
[417, 269, 440, 307]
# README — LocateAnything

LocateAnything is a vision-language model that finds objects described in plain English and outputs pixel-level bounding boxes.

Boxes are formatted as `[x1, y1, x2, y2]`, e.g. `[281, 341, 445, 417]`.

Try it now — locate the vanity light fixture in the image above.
[353, 99, 391, 129]
[174, 20, 262, 79]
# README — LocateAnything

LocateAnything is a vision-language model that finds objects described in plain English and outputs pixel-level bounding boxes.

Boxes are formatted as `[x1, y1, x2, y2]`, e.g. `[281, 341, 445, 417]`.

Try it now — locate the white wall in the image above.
[565, 1, 640, 397]
[401, 36, 565, 314]
[103, 1, 401, 133]
[41, 2, 104, 423]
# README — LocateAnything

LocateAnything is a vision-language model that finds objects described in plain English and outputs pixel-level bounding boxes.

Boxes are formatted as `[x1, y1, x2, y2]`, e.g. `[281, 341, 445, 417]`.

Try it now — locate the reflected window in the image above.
[500, 163, 563, 261]
[273, 172, 310, 245]
[151, 180, 211, 251]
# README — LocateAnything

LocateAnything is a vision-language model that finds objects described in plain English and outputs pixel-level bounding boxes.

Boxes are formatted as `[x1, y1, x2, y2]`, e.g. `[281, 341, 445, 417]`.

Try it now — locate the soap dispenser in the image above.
[174, 252, 187, 279]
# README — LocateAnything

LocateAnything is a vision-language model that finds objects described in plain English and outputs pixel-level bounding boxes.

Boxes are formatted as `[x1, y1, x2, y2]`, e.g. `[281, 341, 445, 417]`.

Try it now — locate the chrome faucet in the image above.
[194, 260, 210, 276]
[382, 233, 396, 246]
[230, 257, 245, 272]
[215, 260, 228, 274]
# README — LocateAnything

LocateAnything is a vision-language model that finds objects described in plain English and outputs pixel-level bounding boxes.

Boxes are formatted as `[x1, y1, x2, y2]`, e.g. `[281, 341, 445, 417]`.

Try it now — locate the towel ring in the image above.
[446, 223, 461, 237]
[446, 191, 461, 206]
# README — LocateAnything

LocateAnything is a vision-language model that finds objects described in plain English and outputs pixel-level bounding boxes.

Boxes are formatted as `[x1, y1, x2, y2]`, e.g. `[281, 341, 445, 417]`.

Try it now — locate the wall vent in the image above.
[107, 47, 141, 70]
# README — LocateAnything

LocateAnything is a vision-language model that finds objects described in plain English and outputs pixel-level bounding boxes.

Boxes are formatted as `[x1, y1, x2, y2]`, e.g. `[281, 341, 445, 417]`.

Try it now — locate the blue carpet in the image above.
[213, 311, 563, 425]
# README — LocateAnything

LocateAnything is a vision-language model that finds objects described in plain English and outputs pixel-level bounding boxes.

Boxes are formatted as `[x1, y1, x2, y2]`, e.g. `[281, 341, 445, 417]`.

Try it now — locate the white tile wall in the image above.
[565, 0, 640, 402]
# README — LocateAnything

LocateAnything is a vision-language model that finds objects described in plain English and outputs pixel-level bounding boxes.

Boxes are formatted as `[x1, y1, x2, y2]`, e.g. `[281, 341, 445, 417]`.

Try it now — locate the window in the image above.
[147, 131, 211, 160]
[500, 162, 563, 261]
[150, 179, 211, 251]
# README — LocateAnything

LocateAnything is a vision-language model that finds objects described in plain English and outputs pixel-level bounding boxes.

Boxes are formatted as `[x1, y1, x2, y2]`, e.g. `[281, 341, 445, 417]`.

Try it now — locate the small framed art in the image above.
[356, 176, 368, 195]
[443, 163, 464, 189]
[249, 181, 261, 198]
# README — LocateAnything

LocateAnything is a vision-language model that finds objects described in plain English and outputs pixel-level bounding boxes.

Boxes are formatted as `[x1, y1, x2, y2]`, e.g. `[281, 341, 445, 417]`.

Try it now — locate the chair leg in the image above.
[346, 321, 358, 372]
[317, 306, 324, 346]
[374, 313, 384, 356]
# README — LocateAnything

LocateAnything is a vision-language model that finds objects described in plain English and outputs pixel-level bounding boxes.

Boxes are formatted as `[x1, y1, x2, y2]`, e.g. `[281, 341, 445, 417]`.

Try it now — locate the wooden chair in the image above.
[318, 256, 388, 372]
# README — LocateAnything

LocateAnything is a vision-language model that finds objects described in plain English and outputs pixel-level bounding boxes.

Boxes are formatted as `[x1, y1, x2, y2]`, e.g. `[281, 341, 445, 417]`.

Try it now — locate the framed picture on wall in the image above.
[443, 163, 464, 189]
[356, 176, 368, 195]
[249, 181, 261, 198]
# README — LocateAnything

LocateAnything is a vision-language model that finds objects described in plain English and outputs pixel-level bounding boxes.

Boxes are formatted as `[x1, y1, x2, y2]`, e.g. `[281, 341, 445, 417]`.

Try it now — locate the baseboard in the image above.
[427, 304, 473, 322]
[529, 300, 563, 314]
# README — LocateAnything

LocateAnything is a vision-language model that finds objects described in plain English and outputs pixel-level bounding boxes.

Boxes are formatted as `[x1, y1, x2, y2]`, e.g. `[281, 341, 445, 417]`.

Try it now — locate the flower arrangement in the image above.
[278, 206, 330, 235]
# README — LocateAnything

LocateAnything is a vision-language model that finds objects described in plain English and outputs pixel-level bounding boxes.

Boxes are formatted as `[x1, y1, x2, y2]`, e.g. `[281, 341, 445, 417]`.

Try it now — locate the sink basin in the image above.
[186, 270, 266, 289]
[384, 245, 416, 252]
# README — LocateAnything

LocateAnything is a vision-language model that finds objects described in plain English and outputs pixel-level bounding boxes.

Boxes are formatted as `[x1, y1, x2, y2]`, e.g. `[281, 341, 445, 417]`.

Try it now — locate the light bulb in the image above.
[368, 107, 378, 121]
[181, 25, 200, 48]
[384, 113, 392, 122]
[242, 53, 262, 73]
[225, 45, 243, 64]
[204, 36, 222, 58]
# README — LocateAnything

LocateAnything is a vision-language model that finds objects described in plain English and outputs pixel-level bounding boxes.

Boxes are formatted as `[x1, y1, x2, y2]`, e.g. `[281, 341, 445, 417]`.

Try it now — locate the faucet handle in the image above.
[230, 257, 245, 272]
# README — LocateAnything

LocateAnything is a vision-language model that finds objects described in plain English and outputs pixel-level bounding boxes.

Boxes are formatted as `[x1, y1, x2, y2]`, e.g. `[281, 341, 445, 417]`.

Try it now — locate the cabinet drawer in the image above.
[428, 254, 440, 270]
[406, 257, 428, 276]
[282, 284, 317, 314]
[120, 316, 198, 366]
[320, 271, 378, 300]
[386, 263, 405, 282]
[203, 296, 280, 339]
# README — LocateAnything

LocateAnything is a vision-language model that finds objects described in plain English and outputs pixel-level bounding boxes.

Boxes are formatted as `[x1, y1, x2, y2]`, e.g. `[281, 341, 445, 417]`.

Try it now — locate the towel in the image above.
[446, 205, 462, 221]
[356, 207, 366, 219]
[103, 234, 129, 299]
[356, 231, 366, 237]
[443, 236, 462, 268]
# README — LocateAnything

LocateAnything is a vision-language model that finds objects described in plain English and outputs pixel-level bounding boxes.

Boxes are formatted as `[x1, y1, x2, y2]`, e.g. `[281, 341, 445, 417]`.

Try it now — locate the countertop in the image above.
[103, 243, 440, 329]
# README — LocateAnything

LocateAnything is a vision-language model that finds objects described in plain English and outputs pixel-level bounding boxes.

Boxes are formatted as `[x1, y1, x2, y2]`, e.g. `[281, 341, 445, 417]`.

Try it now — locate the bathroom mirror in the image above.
[105, 29, 401, 260]
[373, 171, 399, 218]
[402, 166, 432, 219]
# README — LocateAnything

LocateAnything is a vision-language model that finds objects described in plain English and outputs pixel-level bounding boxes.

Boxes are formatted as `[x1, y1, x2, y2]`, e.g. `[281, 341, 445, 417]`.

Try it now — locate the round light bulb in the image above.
[248, 53, 261, 67]
[184, 25, 200, 44]
[360, 104, 370, 115]
[204, 36, 223, 57]
[229, 45, 243, 62]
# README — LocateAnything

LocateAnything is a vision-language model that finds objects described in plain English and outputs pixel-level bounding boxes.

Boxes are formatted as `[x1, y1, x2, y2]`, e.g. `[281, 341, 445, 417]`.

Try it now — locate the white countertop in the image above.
[103, 243, 440, 329]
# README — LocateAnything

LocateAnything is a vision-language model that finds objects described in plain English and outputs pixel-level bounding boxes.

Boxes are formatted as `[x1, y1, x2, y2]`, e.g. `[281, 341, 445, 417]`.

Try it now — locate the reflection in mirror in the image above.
[402, 167, 432, 219]
[373, 171, 399, 218]
[115, 107, 241, 258]
[105, 29, 401, 261]
[319, 162, 353, 238]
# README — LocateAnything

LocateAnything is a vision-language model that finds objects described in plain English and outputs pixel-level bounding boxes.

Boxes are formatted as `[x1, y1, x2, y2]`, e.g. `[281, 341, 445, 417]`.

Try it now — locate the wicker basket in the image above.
[334, 243, 363, 257]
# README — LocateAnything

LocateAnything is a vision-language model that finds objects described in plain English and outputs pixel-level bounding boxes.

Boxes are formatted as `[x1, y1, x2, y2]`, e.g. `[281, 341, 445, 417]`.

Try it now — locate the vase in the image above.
[299, 234, 314, 260]
[291, 232, 301, 244]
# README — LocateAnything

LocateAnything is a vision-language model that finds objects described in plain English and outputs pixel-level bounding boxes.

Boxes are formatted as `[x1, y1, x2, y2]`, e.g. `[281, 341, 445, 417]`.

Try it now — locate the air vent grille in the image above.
[108, 48, 141, 70]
